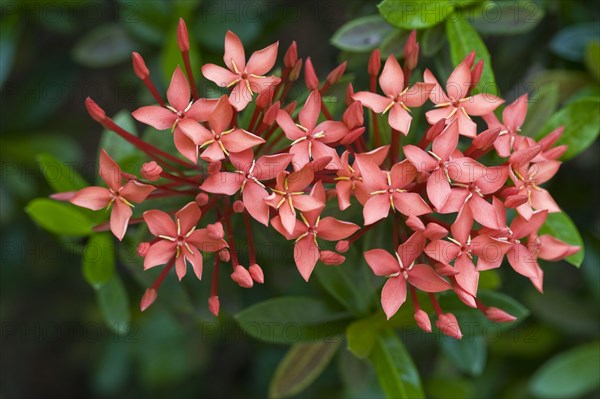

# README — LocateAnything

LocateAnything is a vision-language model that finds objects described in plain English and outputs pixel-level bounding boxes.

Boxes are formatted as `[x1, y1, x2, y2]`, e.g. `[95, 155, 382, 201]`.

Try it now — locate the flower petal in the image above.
[427, 170, 451, 211]
[254, 153, 293, 181]
[381, 276, 407, 319]
[379, 55, 404, 96]
[363, 194, 390, 225]
[173, 128, 198, 163]
[403, 144, 438, 172]
[144, 240, 177, 269]
[317, 217, 360, 241]
[143, 209, 177, 237]
[299, 90, 321, 131]
[120, 180, 155, 203]
[352, 91, 391, 113]
[132, 106, 177, 130]
[243, 182, 270, 226]
[186, 98, 218, 122]
[246, 42, 278, 75]
[294, 236, 320, 281]
[454, 254, 479, 297]
[70, 187, 111, 210]
[99, 149, 122, 191]
[167, 66, 190, 111]
[110, 200, 132, 240]
[221, 129, 265, 153]
[209, 96, 233, 134]
[390, 160, 417, 189]
[462, 94, 504, 116]
[364, 249, 400, 276]
[276, 109, 306, 140]
[200, 172, 242, 195]
[224, 30, 246, 72]
[407, 264, 451, 292]
[201, 63, 238, 87]
[446, 60, 471, 100]
[393, 192, 432, 216]
[388, 104, 412, 134]
[175, 202, 202, 235]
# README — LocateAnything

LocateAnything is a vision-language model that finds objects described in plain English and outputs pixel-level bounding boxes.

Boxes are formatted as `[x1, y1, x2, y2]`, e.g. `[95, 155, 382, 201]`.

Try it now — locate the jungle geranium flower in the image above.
[365, 233, 451, 319]
[271, 182, 360, 280]
[200, 150, 293, 225]
[276, 90, 348, 170]
[143, 202, 228, 280]
[202, 31, 280, 111]
[424, 58, 504, 137]
[482, 93, 528, 157]
[70, 149, 155, 240]
[509, 157, 561, 220]
[178, 96, 265, 162]
[353, 55, 434, 134]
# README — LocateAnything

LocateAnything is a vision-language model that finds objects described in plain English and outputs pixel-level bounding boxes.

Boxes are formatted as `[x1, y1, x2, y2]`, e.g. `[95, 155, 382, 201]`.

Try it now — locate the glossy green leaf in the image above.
[421, 23, 447, 57]
[269, 340, 340, 398]
[36, 153, 88, 193]
[440, 336, 487, 376]
[470, 1, 544, 35]
[585, 41, 600, 81]
[235, 297, 350, 344]
[529, 341, 600, 398]
[531, 70, 593, 104]
[331, 15, 394, 52]
[446, 15, 498, 95]
[521, 83, 560, 136]
[550, 23, 600, 62]
[370, 329, 425, 399]
[537, 212, 584, 266]
[379, 29, 409, 59]
[82, 233, 115, 289]
[346, 314, 382, 359]
[26, 199, 95, 236]
[379, 0, 454, 29]
[72, 24, 136, 68]
[97, 274, 131, 335]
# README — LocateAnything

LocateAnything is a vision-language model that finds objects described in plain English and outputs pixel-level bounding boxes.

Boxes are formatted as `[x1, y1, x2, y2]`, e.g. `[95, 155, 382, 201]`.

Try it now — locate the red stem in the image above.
[181, 50, 199, 100]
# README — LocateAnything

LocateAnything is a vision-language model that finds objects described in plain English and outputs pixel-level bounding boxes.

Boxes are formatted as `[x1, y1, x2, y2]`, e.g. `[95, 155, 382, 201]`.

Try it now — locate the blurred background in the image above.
[1, 1, 599, 398]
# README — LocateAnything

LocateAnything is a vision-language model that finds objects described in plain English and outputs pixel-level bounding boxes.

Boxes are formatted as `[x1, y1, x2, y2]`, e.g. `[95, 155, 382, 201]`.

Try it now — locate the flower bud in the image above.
[137, 242, 150, 257]
[50, 191, 76, 201]
[414, 309, 432, 333]
[231, 265, 253, 288]
[256, 86, 274, 109]
[484, 307, 517, 323]
[207, 222, 225, 240]
[470, 60, 484, 92]
[283, 101, 297, 115]
[141, 161, 162, 181]
[304, 57, 319, 90]
[453, 283, 477, 308]
[436, 313, 463, 340]
[403, 31, 419, 71]
[464, 51, 476, 68]
[208, 295, 220, 316]
[177, 18, 190, 52]
[343, 101, 364, 129]
[263, 101, 280, 126]
[345, 83, 355, 106]
[472, 127, 501, 150]
[326, 62, 347, 86]
[85, 97, 106, 122]
[233, 200, 245, 213]
[249, 264, 264, 283]
[544, 145, 567, 160]
[284, 41, 298, 68]
[538, 126, 564, 150]
[195, 192, 209, 206]
[368, 49, 381, 76]
[425, 119, 446, 141]
[319, 250, 345, 265]
[289, 59, 303, 82]
[132, 52, 150, 80]
[140, 288, 157, 312]
[219, 249, 230, 262]
[335, 240, 350, 253]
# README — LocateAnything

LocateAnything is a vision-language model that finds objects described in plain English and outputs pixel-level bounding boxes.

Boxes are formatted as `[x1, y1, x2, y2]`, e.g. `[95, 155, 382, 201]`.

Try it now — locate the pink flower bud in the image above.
[304, 57, 319, 90]
[263, 101, 280, 126]
[249, 264, 264, 284]
[283, 101, 297, 114]
[403, 31, 419, 70]
[207, 222, 225, 240]
[484, 307, 517, 323]
[345, 83, 355, 106]
[140, 288, 157, 312]
[464, 51, 476, 68]
[538, 126, 564, 149]
[289, 59, 303, 82]
[544, 145, 567, 160]
[231, 265, 253, 288]
[414, 309, 432, 333]
[326, 62, 347, 85]
[368, 49, 381, 76]
[319, 250, 345, 265]
[472, 127, 501, 150]
[436, 313, 463, 340]
[141, 161, 162, 181]
[335, 240, 350, 253]
[177, 18, 190, 52]
[256, 86, 274, 109]
[284, 41, 298, 68]
[233, 200, 245, 213]
[343, 101, 363, 129]
[50, 191, 76, 201]
[219, 249, 230, 262]
[195, 192, 209, 206]
[132, 52, 150, 80]
[453, 284, 477, 308]
[208, 295, 220, 316]
[470, 60, 484, 92]
[137, 242, 150, 257]
[85, 97, 106, 122]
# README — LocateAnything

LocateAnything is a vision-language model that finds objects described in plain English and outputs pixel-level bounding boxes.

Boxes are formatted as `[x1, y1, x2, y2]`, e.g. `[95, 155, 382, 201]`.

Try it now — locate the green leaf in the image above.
[36, 153, 88, 193]
[421, 23, 447, 57]
[536, 96, 600, 160]
[439, 336, 487, 377]
[100, 110, 141, 165]
[269, 340, 340, 399]
[537, 212, 584, 266]
[378, 0, 454, 29]
[531, 70, 593, 104]
[585, 41, 600, 81]
[26, 199, 95, 236]
[550, 23, 600, 62]
[521, 83, 560, 136]
[331, 15, 394, 52]
[370, 329, 425, 399]
[0, 13, 19, 88]
[97, 274, 131, 335]
[72, 24, 136, 68]
[470, 1, 544, 35]
[446, 15, 497, 94]
[82, 233, 115, 289]
[379, 29, 409, 59]
[529, 341, 600, 398]
[347, 314, 382, 359]
[235, 297, 351, 344]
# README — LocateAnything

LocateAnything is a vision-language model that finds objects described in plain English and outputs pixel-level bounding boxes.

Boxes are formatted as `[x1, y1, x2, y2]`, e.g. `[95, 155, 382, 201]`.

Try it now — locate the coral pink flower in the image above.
[357, 158, 431, 225]
[482, 94, 528, 157]
[424, 58, 504, 137]
[510, 157, 561, 220]
[272, 182, 359, 280]
[276, 90, 348, 170]
[70, 149, 155, 240]
[178, 96, 265, 162]
[200, 149, 293, 225]
[202, 31, 280, 111]
[528, 234, 581, 262]
[365, 233, 451, 319]
[404, 121, 486, 211]
[264, 163, 325, 234]
[142, 202, 228, 280]
[353, 55, 434, 134]
[335, 146, 389, 210]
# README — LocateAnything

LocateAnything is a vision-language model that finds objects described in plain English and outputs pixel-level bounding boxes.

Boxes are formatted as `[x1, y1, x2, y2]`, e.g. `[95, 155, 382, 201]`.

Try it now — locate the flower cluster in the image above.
[62, 20, 579, 339]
